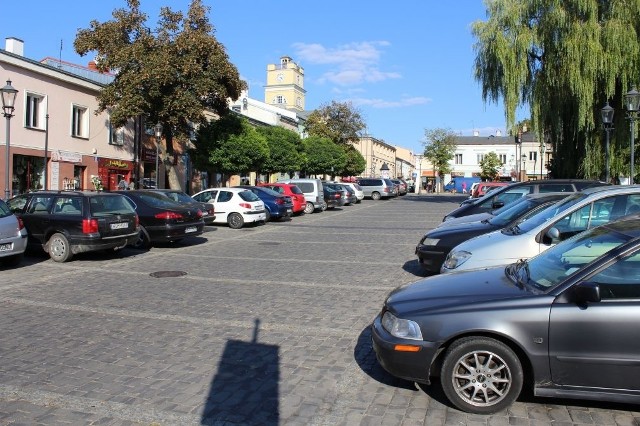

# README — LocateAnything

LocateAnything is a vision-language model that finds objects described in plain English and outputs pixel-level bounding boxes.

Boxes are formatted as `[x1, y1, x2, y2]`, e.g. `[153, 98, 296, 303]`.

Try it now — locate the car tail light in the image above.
[239, 202, 252, 209]
[16, 216, 25, 230]
[135, 215, 139, 227]
[196, 209, 203, 218]
[155, 211, 183, 220]
[384, 188, 390, 193]
[82, 218, 99, 234]
[275, 198, 284, 205]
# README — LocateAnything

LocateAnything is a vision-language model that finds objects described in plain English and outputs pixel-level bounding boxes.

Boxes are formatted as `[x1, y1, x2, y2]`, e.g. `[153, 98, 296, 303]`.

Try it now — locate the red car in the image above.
[258, 183, 306, 215]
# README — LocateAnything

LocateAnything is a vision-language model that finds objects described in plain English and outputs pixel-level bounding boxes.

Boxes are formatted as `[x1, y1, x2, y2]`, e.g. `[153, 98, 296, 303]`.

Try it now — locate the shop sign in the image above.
[51, 150, 83, 163]
[105, 159, 129, 169]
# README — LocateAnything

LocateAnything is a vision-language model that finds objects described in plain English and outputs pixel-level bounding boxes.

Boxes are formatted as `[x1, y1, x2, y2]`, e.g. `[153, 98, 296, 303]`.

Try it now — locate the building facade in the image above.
[351, 136, 397, 178]
[0, 37, 138, 197]
[264, 56, 306, 113]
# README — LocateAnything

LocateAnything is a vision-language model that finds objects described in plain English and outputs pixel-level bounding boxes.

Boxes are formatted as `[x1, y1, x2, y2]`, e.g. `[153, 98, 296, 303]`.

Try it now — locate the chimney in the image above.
[473, 130, 480, 137]
[88, 61, 98, 71]
[496, 130, 502, 136]
[5, 37, 24, 56]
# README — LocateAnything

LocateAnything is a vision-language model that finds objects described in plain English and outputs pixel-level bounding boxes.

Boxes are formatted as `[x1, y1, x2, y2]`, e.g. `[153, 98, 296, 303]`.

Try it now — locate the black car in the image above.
[416, 193, 568, 273]
[373, 217, 640, 414]
[146, 189, 215, 225]
[322, 183, 347, 209]
[7, 191, 140, 262]
[114, 190, 204, 249]
[443, 179, 609, 222]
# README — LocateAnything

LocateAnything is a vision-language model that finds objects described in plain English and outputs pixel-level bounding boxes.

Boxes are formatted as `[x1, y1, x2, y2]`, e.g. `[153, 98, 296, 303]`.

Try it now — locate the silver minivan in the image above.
[279, 178, 324, 214]
[356, 178, 396, 200]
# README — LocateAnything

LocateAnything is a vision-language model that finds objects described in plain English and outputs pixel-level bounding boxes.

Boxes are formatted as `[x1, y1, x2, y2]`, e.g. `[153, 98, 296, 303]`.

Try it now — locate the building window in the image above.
[276, 95, 286, 104]
[109, 122, 124, 146]
[455, 154, 463, 164]
[71, 104, 88, 138]
[529, 151, 537, 161]
[296, 97, 302, 106]
[499, 154, 507, 164]
[476, 154, 485, 163]
[25, 93, 46, 129]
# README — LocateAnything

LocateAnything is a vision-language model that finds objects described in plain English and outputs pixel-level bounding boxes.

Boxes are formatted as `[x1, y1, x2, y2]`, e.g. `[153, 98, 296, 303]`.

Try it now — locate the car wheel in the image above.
[371, 192, 381, 200]
[228, 212, 244, 229]
[441, 337, 523, 414]
[48, 233, 73, 263]
[132, 227, 151, 250]
[304, 202, 315, 214]
[264, 209, 272, 222]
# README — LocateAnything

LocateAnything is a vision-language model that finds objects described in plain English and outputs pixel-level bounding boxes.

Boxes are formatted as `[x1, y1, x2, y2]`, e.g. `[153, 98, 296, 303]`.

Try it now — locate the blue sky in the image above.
[3, 1, 517, 154]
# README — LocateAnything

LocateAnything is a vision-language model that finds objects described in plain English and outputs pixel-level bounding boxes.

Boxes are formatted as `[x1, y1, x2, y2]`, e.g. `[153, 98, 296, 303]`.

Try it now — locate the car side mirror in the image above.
[572, 281, 601, 305]
[491, 200, 504, 209]
[546, 227, 560, 242]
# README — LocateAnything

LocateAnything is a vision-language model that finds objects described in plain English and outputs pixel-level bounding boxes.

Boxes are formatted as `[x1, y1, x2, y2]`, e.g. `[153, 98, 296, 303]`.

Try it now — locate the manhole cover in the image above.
[257, 242, 281, 246]
[150, 271, 188, 278]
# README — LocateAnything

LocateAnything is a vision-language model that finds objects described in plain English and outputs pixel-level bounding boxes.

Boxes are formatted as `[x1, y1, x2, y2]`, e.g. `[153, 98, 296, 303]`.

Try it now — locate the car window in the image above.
[238, 190, 260, 202]
[91, 195, 137, 215]
[259, 187, 281, 197]
[513, 192, 586, 233]
[6, 194, 28, 213]
[289, 185, 303, 194]
[552, 197, 617, 240]
[0, 200, 11, 217]
[589, 251, 640, 299]
[296, 182, 313, 193]
[194, 191, 216, 203]
[53, 197, 82, 215]
[28, 195, 54, 214]
[218, 191, 233, 203]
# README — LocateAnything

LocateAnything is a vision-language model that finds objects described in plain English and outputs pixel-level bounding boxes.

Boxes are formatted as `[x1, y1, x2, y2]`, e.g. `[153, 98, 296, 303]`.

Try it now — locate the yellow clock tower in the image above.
[265, 56, 306, 112]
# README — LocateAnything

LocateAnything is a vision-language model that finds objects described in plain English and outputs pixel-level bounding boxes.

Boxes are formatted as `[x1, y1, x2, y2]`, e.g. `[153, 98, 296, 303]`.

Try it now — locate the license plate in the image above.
[185, 226, 197, 233]
[110, 222, 129, 230]
[287, 209, 292, 213]
[0, 243, 12, 252]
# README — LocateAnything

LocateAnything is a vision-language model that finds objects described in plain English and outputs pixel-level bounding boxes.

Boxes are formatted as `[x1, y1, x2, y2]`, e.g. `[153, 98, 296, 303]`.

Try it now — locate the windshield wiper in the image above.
[516, 259, 530, 288]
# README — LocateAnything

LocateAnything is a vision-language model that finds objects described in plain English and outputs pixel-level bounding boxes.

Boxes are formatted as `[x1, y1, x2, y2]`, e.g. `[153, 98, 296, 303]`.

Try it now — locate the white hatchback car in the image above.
[442, 185, 640, 273]
[192, 188, 266, 229]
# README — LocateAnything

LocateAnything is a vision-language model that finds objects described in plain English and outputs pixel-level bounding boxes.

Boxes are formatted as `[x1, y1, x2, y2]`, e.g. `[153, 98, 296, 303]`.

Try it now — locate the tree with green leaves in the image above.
[304, 101, 366, 145]
[74, 0, 245, 188]
[194, 115, 269, 186]
[256, 126, 304, 177]
[479, 152, 503, 181]
[341, 145, 366, 178]
[301, 136, 347, 176]
[472, 0, 640, 180]
[422, 128, 457, 190]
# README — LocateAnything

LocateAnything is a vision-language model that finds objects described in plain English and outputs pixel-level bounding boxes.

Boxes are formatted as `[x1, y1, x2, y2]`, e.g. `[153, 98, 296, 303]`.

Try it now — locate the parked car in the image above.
[278, 178, 324, 214]
[443, 179, 608, 222]
[7, 191, 140, 262]
[339, 182, 364, 203]
[443, 177, 481, 194]
[390, 179, 408, 196]
[471, 181, 509, 198]
[141, 178, 157, 189]
[235, 185, 293, 221]
[372, 216, 640, 414]
[114, 190, 204, 249]
[192, 187, 267, 229]
[416, 193, 568, 273]
[442, 185, 640, 273]
[321, 183, 347, 209]
[0, 198, 28, 266]
[333, 182, 357, 205]
[258, 182, 306, 215]
[147, 189, 215, 225]
[356, 177, 396, 200]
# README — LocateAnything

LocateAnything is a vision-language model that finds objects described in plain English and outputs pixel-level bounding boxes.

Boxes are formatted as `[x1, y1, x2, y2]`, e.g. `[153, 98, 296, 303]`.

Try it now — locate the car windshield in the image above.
[509, 224, 635, 292]
[90, 195, 137, 215]
[504, 192, 586, 234]
[289, 185, 303, 194]
[488, 197, 557, 227]
[238, 191, 261, 202]
[132, 192, 184, 209]
[258, 187, 281, 197]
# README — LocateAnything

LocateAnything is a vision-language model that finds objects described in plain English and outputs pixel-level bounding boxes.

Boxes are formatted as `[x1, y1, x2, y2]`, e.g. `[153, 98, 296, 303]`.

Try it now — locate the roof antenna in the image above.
[58, 39, 63, 68]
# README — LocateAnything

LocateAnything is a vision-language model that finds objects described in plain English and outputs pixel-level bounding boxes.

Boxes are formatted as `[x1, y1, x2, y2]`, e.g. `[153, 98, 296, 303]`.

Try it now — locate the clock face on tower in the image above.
[276, 73, 284, 82]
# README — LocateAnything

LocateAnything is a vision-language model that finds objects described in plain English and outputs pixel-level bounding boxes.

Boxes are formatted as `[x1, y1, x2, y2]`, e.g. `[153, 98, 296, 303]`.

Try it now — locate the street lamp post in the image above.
[601, 102, 615, 184]
[539, 140, 546, 180]
[1, 79, 18, 200]
[415, 154, 423, 194]
[521, 154, 527, 181]
[154, 122, 163, 189]
[624, 88, 640, 184]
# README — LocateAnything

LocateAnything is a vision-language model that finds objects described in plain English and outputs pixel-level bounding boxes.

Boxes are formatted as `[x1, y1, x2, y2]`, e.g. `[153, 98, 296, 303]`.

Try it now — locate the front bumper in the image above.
[370, 314, 439, 385]
[415, 244, 450, 273]
[145, 221, 205, 242]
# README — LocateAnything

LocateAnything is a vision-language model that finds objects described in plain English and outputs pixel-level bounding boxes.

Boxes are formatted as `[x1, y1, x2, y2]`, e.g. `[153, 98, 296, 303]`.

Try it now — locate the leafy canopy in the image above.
[479, 152, 503, 180]
[305, 101, 366, 145]
[74, 0, 245, 138]
[422, 128, 457, 177]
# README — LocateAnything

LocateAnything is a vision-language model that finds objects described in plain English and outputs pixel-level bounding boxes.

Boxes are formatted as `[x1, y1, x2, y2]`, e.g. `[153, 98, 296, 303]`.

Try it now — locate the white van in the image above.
[279, 178, 324, 214]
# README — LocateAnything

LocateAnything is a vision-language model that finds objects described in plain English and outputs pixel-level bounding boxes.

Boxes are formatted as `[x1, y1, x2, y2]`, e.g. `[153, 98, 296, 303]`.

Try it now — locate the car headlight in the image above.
[381, 311, 423, 340]
[419, 237, 439, 246]
[442, 250, 472, 270]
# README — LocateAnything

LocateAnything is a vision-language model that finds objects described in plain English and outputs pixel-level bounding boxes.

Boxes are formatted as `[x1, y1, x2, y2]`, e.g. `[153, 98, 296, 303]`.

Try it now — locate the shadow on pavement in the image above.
[201, 319, 279, 425]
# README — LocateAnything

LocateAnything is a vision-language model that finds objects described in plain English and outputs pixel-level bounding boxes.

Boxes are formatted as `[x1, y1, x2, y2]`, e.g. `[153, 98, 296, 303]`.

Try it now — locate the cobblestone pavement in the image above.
[0, 193, 639, 426]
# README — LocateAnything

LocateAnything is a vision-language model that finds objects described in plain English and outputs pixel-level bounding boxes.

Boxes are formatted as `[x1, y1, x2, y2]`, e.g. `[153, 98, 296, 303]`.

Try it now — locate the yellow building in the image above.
[265, 56, 306, 112]
[351, 136, 397, 178]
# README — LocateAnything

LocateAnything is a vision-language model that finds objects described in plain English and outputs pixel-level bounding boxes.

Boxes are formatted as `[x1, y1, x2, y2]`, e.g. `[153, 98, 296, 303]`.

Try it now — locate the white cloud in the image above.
[349, 96, 431, 109]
